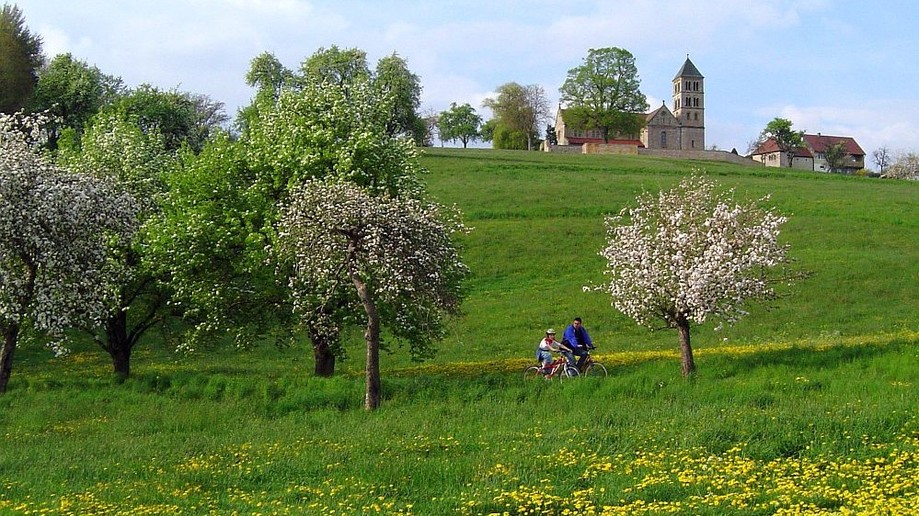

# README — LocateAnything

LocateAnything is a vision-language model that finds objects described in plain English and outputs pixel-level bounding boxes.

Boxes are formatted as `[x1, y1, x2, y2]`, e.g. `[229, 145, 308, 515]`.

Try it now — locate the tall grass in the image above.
[1, 149, 917, 514]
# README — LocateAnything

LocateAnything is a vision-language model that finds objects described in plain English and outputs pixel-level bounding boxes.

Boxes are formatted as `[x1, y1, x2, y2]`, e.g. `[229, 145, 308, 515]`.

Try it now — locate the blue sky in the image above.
[16, 0, 919, 162]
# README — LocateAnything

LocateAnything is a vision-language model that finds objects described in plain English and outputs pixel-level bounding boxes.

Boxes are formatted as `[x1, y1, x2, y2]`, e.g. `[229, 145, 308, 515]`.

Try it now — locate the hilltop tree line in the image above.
[436, 47, 649, 150]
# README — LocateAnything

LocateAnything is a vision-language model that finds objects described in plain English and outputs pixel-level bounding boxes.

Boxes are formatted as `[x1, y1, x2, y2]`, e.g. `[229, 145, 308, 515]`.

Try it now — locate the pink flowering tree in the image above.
[0, 113, 138, 392]
[591, 175, 795, 376]
[279, 180, 468, 410]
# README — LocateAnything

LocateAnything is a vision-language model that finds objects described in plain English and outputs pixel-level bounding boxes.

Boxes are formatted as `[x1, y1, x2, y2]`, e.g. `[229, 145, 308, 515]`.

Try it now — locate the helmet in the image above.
[546, 328, 556, 335]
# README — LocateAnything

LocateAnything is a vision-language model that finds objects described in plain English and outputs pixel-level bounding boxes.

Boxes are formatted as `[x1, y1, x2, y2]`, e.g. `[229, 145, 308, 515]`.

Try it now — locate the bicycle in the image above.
[523, 355, 579, 381]
[578, 347, 608, 377]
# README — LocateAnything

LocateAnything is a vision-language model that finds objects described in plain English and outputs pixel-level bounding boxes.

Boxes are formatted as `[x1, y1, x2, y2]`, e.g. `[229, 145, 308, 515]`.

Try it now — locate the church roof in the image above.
[645, 103, 673, 121]
[674, 57, 703, 79]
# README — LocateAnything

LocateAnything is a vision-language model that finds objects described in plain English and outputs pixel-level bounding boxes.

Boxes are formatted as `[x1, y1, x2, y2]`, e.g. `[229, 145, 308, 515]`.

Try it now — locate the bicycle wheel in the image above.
[561, 365, 580, 379]
[583, 362, 608, 377]
[523, 365, 544, 382]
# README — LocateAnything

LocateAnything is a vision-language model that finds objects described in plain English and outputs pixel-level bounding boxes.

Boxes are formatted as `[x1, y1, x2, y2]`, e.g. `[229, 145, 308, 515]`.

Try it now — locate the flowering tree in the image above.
[151, 74, 427, 377]
[279, 180, 468, 410]
[0, 113, 137, 392]
[591, 175, 793, 376]
[57, 112, 175, 380]
[886, 152, 919, 180]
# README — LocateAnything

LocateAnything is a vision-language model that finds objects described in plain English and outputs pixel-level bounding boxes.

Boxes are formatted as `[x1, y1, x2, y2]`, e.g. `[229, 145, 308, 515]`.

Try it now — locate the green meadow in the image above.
[1, 149, 917, 514]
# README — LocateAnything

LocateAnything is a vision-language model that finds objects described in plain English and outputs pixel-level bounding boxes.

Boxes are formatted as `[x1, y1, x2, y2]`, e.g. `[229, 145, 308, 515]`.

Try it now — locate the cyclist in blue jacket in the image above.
[562, 317, 594, 371]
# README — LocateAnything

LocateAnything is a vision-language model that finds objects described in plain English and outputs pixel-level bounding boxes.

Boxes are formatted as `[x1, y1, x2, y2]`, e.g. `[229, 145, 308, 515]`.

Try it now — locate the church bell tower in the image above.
[672, 56, 705, 150]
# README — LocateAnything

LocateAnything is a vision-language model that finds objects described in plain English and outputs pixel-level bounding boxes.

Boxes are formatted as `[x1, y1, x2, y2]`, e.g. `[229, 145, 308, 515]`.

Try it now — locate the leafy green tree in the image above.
[245, 51, 294, 102]
[559, 47, 648, 143]
[108, 84, 226, 153]
[479, 118, 496, 143]
[252, 78, 425, 373]
[760, 118, 804, 168]
[57, 112, 176, 380]
[299, 45, 370, 90]
[239, 51, 295, 133]
[375, 52, 423, 143]
[482, 82, 549, 150]
[0, 3, 43, 113]
[279, 180, 468, 410]
[29, 53, 124, 147]
[823, 141, 848, 174]
[437, 102, 481, 148]
[492, 123, 528, 150]
[145, 133, 291, 357]
[0, 113, 138, 392]
[152, 76, 424, 377]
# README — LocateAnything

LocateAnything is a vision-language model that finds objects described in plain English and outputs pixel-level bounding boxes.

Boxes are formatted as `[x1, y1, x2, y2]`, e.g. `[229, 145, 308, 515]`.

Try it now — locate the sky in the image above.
[14, 0, 919, 163]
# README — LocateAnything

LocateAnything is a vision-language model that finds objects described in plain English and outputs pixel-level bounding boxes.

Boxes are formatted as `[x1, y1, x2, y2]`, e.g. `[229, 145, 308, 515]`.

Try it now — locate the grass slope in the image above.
[1, 148, 917, 514]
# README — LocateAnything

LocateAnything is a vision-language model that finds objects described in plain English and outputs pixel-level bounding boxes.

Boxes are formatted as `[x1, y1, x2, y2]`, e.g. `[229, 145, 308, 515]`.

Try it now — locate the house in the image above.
[803, 133, 866, 173]
[553, 56, 705, 151]
[750, 139, 814, 170]
[750, 133, 865, 173]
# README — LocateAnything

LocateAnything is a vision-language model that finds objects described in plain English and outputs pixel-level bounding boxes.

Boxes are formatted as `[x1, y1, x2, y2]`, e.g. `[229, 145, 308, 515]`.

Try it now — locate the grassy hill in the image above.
[416, 148, 917, 364]
[1, 149, 917, 514]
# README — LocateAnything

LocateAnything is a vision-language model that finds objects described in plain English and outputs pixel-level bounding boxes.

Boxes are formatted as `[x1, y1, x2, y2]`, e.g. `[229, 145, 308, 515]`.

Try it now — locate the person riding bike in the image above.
[562, 317, 594, 371]
[536, 328, 574, 372]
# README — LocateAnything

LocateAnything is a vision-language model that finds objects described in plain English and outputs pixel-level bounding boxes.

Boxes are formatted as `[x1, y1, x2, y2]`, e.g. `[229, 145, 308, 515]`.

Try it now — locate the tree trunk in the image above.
[105, 310, 134, 382]
[110, 344, 131, 382]
[0, 324, 20, 394]
[352, 275, 381, 410]
[308, 324, 336, 377]
[676, 315, 696, 376]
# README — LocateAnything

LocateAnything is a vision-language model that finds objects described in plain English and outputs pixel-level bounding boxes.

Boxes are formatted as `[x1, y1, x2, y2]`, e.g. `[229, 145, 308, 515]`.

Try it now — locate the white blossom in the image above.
[277, 179, 468, 357]
[589, 173, 796, 374]
[0, 113, 138, 384]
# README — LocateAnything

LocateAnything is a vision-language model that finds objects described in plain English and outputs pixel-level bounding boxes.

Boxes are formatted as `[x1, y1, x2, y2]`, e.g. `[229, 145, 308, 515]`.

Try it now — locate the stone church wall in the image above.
[582, 143, 640, 155]
[638, 148, 760, 166]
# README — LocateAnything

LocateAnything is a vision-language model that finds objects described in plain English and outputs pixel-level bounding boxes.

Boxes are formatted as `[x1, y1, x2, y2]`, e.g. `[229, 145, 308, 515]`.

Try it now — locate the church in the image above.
[553, 56, 706, 151]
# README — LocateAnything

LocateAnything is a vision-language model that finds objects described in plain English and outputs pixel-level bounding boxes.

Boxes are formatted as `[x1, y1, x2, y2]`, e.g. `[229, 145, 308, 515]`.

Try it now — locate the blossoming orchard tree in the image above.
[591, 175, 795, 376]
[279, 180, 468, 410]
[57, 112, 175, 380]
[0, 113, 137, 393]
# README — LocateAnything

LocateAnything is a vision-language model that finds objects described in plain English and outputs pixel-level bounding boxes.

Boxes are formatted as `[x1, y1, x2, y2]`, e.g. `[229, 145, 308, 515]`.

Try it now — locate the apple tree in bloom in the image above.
[57, 112, 175, 380]
[0, 113, 138, 392]
[278, 179, 468, 410]
[591, 175, 793, 376]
